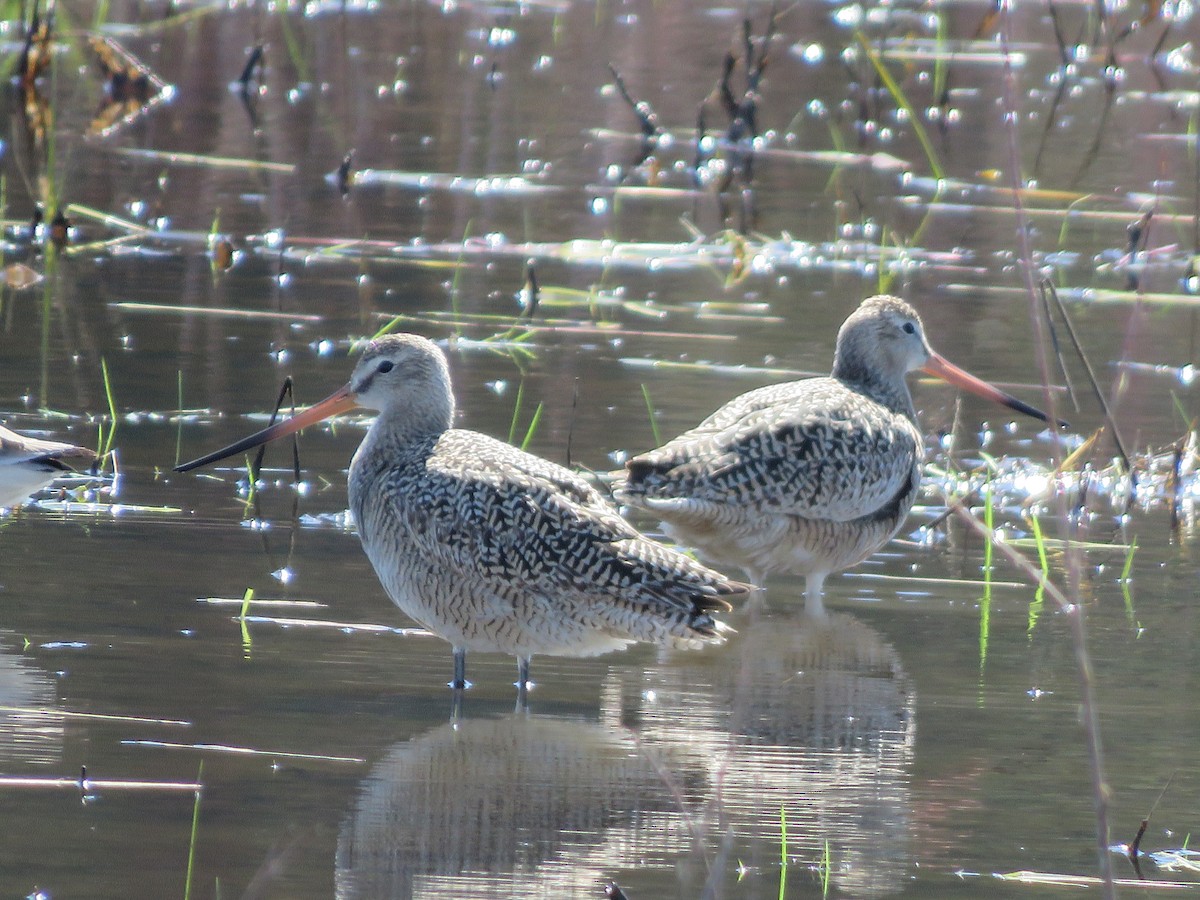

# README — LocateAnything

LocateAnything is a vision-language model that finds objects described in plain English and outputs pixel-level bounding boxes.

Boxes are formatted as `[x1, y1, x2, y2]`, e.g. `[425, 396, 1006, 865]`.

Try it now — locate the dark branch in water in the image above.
[337, 150, 355, 198]
[565, 376, 579, 470]
[607, 65, 662, 139]
[19, 4, 53, 89]
[519, 260, 539, 319]
[1037, 282, 1079, 413]
[1041, 281, 1130, 471]
[718, 52, 738, 120]
[691, 104, 708, 191]
[1124, 206, 1152, 291]
[1048, 3, 1071, 67]
[1128, 770, 1176, 878]
[239, 44, 265, 89]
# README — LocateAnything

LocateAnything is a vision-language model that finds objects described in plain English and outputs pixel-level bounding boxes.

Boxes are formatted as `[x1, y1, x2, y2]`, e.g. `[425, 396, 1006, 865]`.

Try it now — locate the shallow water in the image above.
[1, 1, 1199, 898]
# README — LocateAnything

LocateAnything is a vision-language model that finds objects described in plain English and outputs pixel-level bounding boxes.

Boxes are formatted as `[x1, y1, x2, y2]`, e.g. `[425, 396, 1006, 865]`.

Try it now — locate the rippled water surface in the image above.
[2, 1, 1199, 897]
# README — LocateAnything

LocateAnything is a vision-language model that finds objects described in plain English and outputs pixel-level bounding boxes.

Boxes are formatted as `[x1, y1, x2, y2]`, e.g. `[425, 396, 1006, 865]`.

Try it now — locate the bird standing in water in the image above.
[0, 423, 96, 509]
[177, 333, 748, 700]
[616, 295, 1059, 614]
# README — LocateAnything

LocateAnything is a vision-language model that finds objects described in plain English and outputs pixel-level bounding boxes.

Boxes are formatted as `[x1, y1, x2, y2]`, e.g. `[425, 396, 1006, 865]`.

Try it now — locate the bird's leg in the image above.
[804, 572, 828, 618]
[448, 647, 472, 691]
[513, 657, 533, 713]
[514, 656, 533, 710]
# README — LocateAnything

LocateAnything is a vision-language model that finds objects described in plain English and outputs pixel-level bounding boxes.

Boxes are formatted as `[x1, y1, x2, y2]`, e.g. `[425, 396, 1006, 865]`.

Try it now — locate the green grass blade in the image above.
[239, 588, 254, 656]
[980, 482, 993, 679]
[640, 383, 662, 446]
[1120, 536, 1137, 582]
[520, 402, 544, 452]
[507, 380, 526, 445]
[854, 31, 945, 180]
[183, 760, 203, 900]
[778, 805, 788, 900]
[1028, 514, 1048, 634]
[101, 358, 119, 460]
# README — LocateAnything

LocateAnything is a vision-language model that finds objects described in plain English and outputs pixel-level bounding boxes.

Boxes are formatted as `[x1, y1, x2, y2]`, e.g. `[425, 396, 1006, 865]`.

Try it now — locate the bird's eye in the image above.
[377, 360, 394, 374]
[902, 322, 916, 335]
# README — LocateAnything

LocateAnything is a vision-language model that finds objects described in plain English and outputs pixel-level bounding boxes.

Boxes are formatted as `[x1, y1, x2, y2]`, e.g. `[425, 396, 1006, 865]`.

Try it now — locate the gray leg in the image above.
[514, 655, 532, 710]
[449, 647, 471, 691]
[804, 572, 828, 618]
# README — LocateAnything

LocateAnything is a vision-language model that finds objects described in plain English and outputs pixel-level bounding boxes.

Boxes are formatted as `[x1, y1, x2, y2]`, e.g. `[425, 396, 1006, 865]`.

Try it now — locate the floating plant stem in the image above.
[240, 587, 253, 655]
[65, 203, 148, 236]
[113, 147, 296, 174]
[822, 838, 831, 898]
[110, 301, 322, 323]
[183, 760, 202, 900]
[854, 31, 945, 180]
[640, 384, 663, 447]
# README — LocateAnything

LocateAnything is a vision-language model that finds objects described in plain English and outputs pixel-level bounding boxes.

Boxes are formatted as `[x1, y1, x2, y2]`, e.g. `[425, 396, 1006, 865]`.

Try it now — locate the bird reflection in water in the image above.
[623, 608, 915, 898]
[336, 607, 914, 899]
[0, 632, 64, 767]
[336, 714, 709, 899]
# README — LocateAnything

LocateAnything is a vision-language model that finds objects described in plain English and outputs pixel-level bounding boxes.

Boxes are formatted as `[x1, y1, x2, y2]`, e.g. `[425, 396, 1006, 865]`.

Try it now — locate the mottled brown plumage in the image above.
[177, 333, 749, 695]
[617, 295, 1055, 614]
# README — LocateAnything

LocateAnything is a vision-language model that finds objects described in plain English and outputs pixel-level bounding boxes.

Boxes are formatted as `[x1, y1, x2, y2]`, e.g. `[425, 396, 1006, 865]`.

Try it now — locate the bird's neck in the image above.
[363, 398, 454, 454]
[832, 358, 917, 421]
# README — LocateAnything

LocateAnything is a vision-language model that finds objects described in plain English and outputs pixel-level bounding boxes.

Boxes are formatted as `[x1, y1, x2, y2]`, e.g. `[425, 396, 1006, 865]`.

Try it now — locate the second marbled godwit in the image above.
[616, 295, 1059, 614]
[176, 333, 749, 697]
[0, 424, 96, 509]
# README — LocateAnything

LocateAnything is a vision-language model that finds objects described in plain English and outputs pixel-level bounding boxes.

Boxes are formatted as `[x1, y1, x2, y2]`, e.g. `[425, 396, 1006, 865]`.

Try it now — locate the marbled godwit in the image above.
[0, 424, 95, 509]
[616, 295, 1059, 614]
[176, 333, 748, 697]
